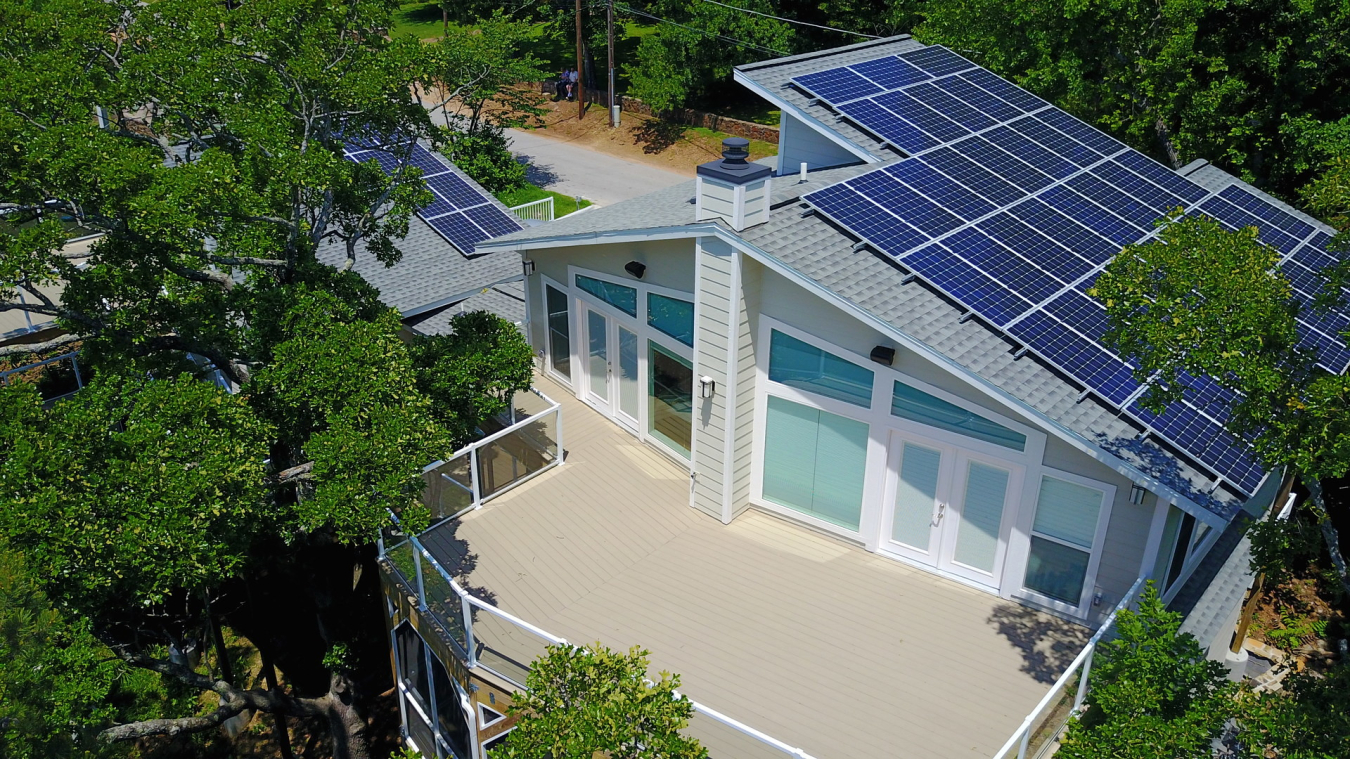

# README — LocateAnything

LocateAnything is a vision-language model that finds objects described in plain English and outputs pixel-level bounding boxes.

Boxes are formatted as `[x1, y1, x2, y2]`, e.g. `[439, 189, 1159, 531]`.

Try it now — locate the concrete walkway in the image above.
[506, 128, 687, 207]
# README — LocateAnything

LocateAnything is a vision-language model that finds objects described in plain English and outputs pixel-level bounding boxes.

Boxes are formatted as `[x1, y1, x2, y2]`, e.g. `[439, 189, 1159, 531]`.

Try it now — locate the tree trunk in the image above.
[204, 590, 234, 687]
[263, 658, 296, 759]
[1304, 476, 1350, 598]
[1154, 117, 1183, 169]
[325, 673, 371, 759]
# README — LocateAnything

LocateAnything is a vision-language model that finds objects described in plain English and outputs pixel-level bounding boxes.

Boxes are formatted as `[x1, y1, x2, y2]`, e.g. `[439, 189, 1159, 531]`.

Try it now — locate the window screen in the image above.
[891, 381, 1026, 451]
[1023, 476, 1104, 604]
[768, 329, 874, 408]
[647, 293, 694, 346]
[761, 395, 869, 530]
[576, 274, 637, 316]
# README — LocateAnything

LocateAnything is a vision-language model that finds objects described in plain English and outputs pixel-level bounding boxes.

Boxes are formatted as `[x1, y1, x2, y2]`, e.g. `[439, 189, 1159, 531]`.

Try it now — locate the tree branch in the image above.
[269, 461, 315, 485]
[0, 333, 81, 358]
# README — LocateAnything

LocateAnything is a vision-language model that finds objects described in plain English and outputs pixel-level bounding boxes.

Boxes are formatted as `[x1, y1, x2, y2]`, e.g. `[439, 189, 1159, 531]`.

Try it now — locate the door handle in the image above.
[935, 503, 947, 523]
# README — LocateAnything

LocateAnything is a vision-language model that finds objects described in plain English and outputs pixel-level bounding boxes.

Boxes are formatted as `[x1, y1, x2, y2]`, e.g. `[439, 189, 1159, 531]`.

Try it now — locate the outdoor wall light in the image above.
[870, 345, 896, 366]
[522, 259, 535, 276]
[624, 261, 647, 279]
[1130, 484, 1147, 504]
[699, 375, 716, 399]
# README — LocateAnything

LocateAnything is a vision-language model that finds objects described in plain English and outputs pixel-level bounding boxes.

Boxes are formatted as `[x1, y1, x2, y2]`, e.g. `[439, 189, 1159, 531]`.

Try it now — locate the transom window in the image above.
[1023, 476, 1105, 605]
[647, 293, 695, 346]
[891, 381, 1026, 451]
[768, 329, 874, 408]
[576, 274, 637, 316]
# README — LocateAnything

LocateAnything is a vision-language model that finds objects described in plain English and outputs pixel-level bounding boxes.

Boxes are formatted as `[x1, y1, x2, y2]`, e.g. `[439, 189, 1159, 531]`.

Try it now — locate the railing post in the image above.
[1073, 642, 1096, 714]
[469, 447, 482, 508]
[554, 403, 565, 465]
[1017, 721, 1031, 759]
[413, 548, 427, 611]
[460, 587, 477, 667]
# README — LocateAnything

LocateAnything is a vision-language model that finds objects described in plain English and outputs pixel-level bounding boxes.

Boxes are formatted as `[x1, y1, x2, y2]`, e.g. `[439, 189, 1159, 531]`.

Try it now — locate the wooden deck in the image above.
[422, 375, 1089, 759]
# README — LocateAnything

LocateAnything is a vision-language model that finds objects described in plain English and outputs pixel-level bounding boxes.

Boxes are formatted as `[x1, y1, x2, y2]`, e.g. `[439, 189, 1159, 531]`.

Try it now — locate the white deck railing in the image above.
[419, 387, 563, 524]
[0, 350, 84, 405]
[508, 196, 554, 223]
[380, 511, 822, 759]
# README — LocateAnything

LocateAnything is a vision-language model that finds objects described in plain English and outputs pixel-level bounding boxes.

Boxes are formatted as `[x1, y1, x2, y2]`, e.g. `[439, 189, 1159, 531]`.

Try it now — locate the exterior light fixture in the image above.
[870, 346, 896, 366]
[624, 261, 647, 279]
[1130, 485, 1147, 504]
[522, 259, 535, 276]
[699, 375, 716, 399]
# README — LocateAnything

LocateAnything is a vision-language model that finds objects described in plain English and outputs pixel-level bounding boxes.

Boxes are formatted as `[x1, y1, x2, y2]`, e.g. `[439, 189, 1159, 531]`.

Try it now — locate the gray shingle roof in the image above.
[1173, 516, 1254, 648]
[404, 281, 526, 335]
[734, 36, 924, 162]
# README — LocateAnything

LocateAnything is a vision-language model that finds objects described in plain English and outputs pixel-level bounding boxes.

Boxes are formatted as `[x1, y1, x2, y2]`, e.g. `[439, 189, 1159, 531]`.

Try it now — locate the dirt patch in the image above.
[519, 98, 777, 176]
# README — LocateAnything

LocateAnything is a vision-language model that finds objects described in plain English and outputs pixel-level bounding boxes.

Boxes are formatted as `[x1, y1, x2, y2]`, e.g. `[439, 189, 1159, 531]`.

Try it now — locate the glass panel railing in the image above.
[476, 412, 559, 501]
[385, 536, 418, 591]
[468, 606, 553, 690]
[419, 556, 469, 656]
[422, 452, 475, 521]
[1021, 671, 1081, 759]
[685, 710, 804, 759]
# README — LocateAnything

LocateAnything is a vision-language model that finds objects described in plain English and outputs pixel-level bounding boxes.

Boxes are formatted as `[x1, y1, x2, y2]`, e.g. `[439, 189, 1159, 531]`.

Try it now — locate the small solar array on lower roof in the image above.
[342, 140, 521, 255]
[798, 47, 1347, 499]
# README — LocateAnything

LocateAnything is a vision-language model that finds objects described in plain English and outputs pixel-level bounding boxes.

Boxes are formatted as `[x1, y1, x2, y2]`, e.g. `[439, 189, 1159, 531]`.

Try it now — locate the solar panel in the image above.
[976, 213, 1095, 283]
[849, 56, 931, 89]
[898, 46, 977, 77]
[1032, 110, 1126, 157]
[905, 243, 1034, 325]
[1032, 186, 1142, 250]
[1064, 173, 1166, 231]
[1007, 311, 1141, 404]
[950, 136, 1054, 193]
[1091, 160, 1185, 215]
[904, 82, 998, 132]
[981, 126, 1078, 180]
[1292, 240, 1337, 273]
[884, 160, 997, 221]
[1115, 151, 1208, 204]
[1196, 196, 1302, 257]
[407, 144, 452, 178]
[921, 148, 1027, 206]
[1006, 115, 1102, 168]
[795, 67, 883, 103]
[838, 100, 940, 153]
[464, 204, 522, 238]
[354, 149, 405, 175]
[1218, 185, 1315, 240]
[874, 90, 970, 144]
[931, 76, 1024, 122]
[1042, 290, 1114, 343]
[429, 212, 490, 253]
[426, 172, 487, 209]
[943, 227, 1065, 304]
[850, 171, 965, 236]
[959, 69, 1047, 113]
[805, 184, 930, 255]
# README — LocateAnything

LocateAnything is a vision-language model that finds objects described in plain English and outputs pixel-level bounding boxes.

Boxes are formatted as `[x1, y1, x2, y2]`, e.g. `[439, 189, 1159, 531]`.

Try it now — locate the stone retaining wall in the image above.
[537, 82, 779, 144]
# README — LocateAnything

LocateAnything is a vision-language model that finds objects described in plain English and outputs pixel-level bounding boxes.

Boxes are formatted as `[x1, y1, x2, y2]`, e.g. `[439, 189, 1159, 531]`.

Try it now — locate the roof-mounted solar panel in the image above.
[794, 67, 883, 103]
[898, 46, 978, 77]
[849, 56, 931, 89]
[1006, 115, 1102, 168]
[884, 160, 997, 221]
[931, 76, 1024, 121]
[904, 82, 998, 132]
[874, 90, 971, 143]
[905, 243, 1035, 325]
[959, 68, 1047, 112]
[838, 100, 940, 153]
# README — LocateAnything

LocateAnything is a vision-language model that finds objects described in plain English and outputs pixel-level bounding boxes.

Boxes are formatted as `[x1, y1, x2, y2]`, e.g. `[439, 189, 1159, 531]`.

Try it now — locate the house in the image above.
[378, 35, 1337, 759]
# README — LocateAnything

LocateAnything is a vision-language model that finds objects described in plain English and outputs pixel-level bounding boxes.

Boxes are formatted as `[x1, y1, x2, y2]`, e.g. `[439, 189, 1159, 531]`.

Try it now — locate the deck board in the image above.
[423, 375, 1087, 759]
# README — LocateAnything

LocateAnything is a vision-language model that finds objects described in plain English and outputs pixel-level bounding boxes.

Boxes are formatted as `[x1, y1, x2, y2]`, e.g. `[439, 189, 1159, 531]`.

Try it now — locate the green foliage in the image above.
[1249, 512, 1327, 588]
[1244, 664, 1350, 759]
[1057, 584, 1236, 759]
[410, 311, 534, 447]
[441, 129, 528, 194]
[0, 546, 162, 759]
[0, 376, 272, 615]
[495, 184, 593, 216]
[625, 0, 796, 112]
[495, 643, 707, 759]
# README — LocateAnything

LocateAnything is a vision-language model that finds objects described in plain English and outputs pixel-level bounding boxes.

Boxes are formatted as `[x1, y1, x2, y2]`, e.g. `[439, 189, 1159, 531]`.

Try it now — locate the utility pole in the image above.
[607, 0, 616, 127]
[575, 0, 585, 120]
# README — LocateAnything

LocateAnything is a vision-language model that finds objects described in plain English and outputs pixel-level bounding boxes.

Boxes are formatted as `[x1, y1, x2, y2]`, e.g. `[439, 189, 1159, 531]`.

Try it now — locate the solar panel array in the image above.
[797, 46, 1346, 498]
[342, 139, 521, 255]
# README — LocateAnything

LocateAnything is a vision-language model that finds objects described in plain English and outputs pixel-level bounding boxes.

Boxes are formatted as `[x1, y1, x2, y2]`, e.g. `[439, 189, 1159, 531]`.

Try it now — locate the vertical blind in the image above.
[892, 442, 942, 549]
[762, 395, 869, 530]
[951, 461, 1009, 573]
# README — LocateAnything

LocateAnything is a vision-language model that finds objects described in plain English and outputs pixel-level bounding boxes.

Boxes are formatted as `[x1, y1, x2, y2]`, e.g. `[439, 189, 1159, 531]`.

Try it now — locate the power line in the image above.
[614, 4, 791, 56]
[694, 0, 882, 39]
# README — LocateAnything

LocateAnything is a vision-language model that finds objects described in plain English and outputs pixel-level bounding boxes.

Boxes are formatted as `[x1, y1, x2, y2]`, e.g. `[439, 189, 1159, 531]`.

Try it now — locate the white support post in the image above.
[1018, 722, 1031, 759]
[459, 587, 477, 667]
[554, 403, 565, 465]
[413, 550, 427, 611]
[469, 448, 482, 508]
[1073, 643, 1096, 714]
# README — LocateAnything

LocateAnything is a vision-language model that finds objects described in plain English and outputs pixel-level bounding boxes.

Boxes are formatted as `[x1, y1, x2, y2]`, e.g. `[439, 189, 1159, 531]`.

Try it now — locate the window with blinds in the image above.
[767, 329, 874, 408]
[1023, 476, 1105, 605]
[761, 395, 870, 531]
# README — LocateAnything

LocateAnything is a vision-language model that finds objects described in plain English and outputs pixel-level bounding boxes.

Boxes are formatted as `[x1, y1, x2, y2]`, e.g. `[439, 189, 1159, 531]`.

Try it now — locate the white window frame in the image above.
[566, 265, 696, 466]
[1009, 467, 1116, 617]
[750, 316, 1048, 573]
[540, 273, 573, 389]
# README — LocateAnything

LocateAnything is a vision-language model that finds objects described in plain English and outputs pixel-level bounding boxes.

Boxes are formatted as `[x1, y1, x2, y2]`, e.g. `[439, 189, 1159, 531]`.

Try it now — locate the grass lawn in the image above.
[687, 127, 777, 158]
[497, 184, 593, 217]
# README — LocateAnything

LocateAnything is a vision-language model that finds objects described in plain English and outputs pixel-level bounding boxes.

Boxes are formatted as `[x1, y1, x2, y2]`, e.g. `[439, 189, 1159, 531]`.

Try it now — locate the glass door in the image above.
[882, 433, 951, 565]
[615, 326, 640, 431]
[583, 307, 612, 414]
[937, 453, 1015, 587]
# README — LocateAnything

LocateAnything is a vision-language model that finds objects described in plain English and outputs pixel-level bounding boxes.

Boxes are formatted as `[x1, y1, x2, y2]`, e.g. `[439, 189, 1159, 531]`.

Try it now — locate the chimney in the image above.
[696, 138, 772, 231]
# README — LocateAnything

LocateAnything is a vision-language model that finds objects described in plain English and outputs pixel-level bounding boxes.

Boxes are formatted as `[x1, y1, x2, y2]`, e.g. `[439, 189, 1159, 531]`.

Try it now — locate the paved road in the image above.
[505, 128, 687, 207]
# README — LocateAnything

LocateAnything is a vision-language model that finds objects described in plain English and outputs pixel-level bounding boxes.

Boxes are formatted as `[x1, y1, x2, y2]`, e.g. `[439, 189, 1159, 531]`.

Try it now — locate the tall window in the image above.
[768, 329, 874, 408]
[1023, 476, 1105, 605]
[761, 395, 870, 531]
[649, 342, 693, 458]
[1152, 506, 1205, 593]
[891, 381, 1026, 451]
[546, 285, 570, 379]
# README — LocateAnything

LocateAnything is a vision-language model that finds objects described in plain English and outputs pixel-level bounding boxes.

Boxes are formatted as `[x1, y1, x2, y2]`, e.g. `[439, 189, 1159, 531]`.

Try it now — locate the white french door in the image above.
[580, 304, 640, 432]
[881, 431, 1020, 588]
